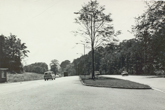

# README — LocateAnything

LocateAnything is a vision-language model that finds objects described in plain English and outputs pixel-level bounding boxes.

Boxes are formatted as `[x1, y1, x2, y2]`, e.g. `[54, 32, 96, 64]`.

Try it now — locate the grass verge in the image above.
[7, 72, 44, 82]
[80, 75, 151, 89]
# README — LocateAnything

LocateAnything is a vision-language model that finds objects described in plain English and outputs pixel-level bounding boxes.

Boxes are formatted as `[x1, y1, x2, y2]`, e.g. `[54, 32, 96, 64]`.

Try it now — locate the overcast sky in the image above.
[0, 0, 147, 66]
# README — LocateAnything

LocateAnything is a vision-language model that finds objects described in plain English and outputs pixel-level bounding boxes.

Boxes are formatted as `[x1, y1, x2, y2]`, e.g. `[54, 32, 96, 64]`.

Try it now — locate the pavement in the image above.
[101, 75, 165, 93]
[0, 76, 165, 110]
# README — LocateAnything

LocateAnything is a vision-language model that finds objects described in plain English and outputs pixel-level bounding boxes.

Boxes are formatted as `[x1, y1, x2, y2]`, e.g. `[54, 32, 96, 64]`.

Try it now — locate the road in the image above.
[0, 76, 165, 110]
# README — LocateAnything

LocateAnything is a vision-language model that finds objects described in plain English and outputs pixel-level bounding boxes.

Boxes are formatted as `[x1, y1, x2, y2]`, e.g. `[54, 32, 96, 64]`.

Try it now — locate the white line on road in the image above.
[152, 88, 165, 94]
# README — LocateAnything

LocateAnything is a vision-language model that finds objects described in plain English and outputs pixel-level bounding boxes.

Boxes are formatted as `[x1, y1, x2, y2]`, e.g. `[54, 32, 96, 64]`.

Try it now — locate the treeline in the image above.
[24, 62, 48, 74]
[65, 1, 165, 76]
[0, 34, 29, 73]
[23, 60, 71, 75]
[68, 36, 165, 75]
[21, 1, 165, 76]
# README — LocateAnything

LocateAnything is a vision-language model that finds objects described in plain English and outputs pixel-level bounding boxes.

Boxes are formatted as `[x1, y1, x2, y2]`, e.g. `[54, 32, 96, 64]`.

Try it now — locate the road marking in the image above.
[152, 87, 165, 94]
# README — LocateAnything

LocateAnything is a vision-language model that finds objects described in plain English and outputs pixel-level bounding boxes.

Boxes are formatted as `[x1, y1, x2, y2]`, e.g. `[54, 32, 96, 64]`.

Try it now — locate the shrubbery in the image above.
[24, 62, 48, 74]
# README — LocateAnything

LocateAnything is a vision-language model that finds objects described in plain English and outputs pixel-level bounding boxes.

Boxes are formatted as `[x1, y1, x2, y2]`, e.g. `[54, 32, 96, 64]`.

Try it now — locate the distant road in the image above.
[0, 76, 165, 110]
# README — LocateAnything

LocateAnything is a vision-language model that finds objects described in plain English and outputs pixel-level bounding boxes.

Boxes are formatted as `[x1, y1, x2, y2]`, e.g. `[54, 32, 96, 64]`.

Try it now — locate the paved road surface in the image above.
[0, 76, 165, 110]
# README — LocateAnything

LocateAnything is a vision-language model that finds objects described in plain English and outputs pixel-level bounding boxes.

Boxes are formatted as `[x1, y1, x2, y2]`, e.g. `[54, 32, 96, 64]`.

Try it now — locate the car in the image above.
[154, 69, 165, 77]
[44, 71, 56, 81]
[94, 71, 100, 79]
[121, 71, 129, 76]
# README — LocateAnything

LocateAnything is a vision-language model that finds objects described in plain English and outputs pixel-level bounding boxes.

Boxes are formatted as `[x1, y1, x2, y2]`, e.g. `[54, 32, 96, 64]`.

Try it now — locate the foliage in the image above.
[7, 72, 44, 82]
[65, 63, 76, 76]
[50, 59, 59, 74]
[60, 60, 70, 71]
[132, 1, 165, 73]
[68, 1, 165, 75]
[59, 60, 76, 76]
[0, 34, 29, 73]
[74, 0, 120, 79]
[24, 62, 48, 74]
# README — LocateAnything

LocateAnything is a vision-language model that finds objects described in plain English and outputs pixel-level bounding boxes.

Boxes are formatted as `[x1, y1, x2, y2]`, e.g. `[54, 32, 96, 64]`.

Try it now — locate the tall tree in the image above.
[5, 34, 30, 72]
[74, 0, 120, 79]
[132, 1, 165, 73]
[0, 34, 29, 72]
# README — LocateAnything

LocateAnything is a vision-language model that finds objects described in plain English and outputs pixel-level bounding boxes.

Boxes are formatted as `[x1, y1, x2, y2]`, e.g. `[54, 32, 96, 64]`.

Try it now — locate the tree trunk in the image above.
[92, 46, 95, 79]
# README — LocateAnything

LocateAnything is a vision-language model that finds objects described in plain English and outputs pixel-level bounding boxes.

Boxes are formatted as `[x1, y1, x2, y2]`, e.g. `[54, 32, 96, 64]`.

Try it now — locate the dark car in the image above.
[44, 71, 56, 81]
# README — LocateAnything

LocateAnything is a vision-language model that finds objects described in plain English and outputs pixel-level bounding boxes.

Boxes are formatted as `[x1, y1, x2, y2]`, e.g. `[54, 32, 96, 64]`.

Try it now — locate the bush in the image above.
[7, 72, 44, 82]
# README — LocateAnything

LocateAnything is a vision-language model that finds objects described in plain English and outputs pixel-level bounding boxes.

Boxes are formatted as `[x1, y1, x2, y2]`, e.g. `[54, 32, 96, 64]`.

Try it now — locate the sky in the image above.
[0, 0, 147, 66]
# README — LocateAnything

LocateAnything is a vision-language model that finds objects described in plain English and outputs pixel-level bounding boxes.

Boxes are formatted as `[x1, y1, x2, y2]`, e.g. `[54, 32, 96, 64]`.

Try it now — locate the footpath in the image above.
[102, 75, 165, 93]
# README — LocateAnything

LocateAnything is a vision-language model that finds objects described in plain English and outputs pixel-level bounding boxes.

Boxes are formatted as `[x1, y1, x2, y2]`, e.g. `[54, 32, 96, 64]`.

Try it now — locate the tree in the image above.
[74, 0, 120, 79]
[0, 34, 29, 72]
[50, 59, 59, 75]
[0, 35, 6, 67]
[132, 1, 165, 74]
[6, 34, 30, 72]
[65, 63, 76, 76]
[24, 62, 48, 74]
[60, 60, 70, 72]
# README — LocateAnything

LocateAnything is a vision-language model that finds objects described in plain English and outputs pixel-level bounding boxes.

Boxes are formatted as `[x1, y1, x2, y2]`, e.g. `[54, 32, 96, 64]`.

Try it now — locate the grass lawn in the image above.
[80, 75, 151, 89]
[7, 72, 44, 82]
